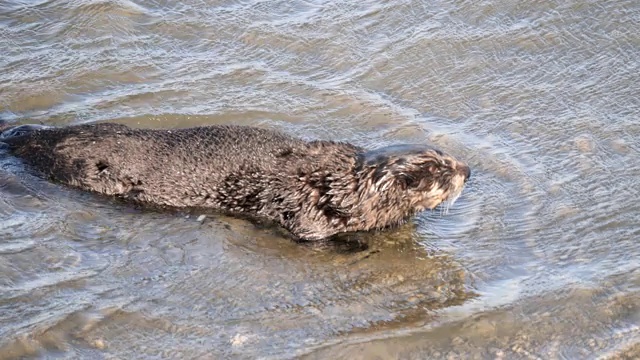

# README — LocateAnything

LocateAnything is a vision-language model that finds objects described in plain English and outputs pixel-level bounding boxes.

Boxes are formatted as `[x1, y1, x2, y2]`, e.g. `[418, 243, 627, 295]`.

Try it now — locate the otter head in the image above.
[355, 144, 470, 229]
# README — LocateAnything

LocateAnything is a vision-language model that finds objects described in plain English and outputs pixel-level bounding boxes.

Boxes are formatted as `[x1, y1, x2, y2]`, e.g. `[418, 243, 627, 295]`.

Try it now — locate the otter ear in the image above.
[396, 172, 421, 189]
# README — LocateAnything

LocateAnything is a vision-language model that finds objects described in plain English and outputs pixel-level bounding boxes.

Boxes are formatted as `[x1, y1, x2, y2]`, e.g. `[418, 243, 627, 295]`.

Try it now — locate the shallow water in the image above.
[1, 0, 639, 359]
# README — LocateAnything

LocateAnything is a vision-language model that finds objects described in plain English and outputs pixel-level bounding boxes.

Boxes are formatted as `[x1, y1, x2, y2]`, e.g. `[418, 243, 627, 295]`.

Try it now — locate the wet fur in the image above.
[0, 122, 470, 241]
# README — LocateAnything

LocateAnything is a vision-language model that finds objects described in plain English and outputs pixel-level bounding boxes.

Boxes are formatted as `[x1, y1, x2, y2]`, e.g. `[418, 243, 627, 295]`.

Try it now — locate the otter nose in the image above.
[458, 163, 471, 181]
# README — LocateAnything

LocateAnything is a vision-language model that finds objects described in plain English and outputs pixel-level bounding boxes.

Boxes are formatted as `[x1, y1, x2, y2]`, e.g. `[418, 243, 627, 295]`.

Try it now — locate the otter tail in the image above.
[0, 120, 52, 140]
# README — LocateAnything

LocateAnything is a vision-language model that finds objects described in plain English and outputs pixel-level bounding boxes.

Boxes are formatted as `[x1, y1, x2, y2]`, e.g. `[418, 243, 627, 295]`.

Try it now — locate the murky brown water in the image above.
[1, 0, 639, 359]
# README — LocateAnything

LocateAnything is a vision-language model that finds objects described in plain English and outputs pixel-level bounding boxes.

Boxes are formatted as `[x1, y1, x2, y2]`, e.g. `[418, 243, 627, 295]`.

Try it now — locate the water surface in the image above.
[1, 0, 639, 359]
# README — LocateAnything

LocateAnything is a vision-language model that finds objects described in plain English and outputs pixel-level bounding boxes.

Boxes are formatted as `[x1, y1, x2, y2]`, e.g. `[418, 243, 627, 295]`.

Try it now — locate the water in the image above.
[1, 0, 639, 358]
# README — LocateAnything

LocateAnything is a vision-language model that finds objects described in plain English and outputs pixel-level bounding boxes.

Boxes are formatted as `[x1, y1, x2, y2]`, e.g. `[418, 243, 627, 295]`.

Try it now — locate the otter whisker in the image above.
[441, 186, 463, 215]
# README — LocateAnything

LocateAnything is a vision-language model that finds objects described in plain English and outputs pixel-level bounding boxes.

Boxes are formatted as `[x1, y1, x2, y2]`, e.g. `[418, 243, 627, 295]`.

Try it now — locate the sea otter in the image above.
[0, 122, 470, 241]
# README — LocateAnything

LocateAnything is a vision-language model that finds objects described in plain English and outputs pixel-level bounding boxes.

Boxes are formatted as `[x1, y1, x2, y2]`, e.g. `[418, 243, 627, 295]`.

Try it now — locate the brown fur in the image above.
[0, 122, 470, 241]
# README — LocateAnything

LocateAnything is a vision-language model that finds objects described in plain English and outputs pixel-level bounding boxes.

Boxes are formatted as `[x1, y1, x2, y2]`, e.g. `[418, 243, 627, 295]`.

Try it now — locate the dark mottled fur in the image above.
[0, 122, 470, 240]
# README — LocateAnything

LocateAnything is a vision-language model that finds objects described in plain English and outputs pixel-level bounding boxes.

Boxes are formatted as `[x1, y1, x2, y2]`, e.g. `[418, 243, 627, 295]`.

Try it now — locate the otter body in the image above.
[0, 122, 470, 240]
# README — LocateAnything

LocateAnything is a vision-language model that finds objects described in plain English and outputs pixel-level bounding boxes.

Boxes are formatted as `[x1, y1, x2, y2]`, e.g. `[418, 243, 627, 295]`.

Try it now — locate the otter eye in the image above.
[429, 165, 442, 175]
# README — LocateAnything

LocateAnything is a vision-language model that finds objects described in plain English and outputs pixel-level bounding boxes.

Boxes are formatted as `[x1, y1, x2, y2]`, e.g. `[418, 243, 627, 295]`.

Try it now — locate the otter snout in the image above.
[457, 163, 471, 182]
